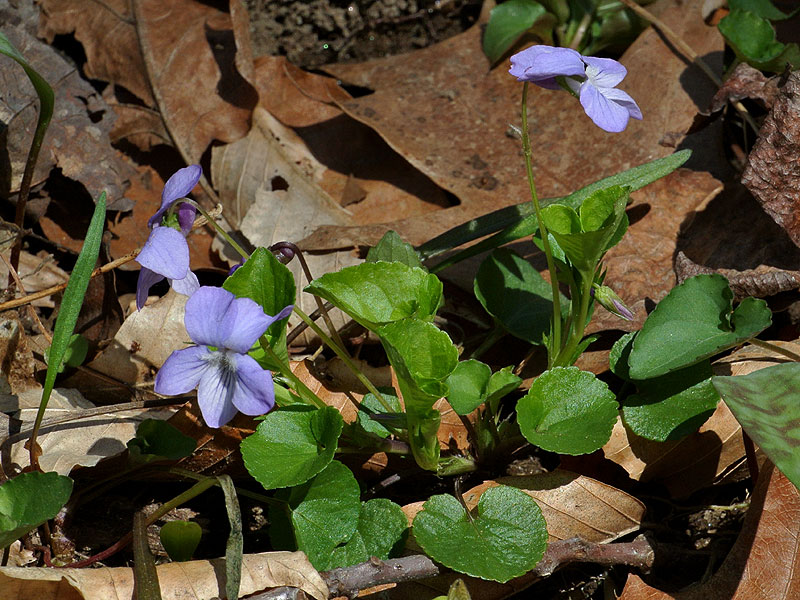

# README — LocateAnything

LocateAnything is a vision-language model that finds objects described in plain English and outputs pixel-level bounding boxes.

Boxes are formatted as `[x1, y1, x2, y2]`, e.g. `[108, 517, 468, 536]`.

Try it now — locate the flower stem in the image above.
[181, 200, 251, 260]
[292, 306, 394, 413]
[169, 467, 289, 508]
[260, 342, 326, 409]
[747, 338, 800, 362]
[555, 269, 595, 367]
[521, 82, 563, 366]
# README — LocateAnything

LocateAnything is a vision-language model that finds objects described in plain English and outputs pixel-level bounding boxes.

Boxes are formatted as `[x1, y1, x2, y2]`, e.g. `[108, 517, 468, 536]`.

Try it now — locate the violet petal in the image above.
[509, 45, 585, 87]
[218, 296, 273, 354]
[230, 353, 275, 415]
[599, 87, 643, 120]
[184, 286, 236, 348]
[170, 270, 200, 298]
[196, 361, 239, 428]
[154, 346, 210, 395]
[579, 81, 632, 133]
[136, 267, 165, 310]
[137, 226, 190, 280]
[582, 56, 627, 88]
[148, 165, 202, 228]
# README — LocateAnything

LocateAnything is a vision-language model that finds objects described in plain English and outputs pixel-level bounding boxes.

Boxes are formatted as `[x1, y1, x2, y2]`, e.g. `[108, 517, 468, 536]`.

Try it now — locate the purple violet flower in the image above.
[136, 165, 203, 310]
[509, 45, 642, 133]
[154, 286, 294, 428]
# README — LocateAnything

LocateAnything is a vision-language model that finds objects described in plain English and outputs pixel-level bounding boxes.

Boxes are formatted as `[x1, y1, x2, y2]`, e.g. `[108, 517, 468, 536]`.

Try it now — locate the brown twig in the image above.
[0, 249, 141, 312]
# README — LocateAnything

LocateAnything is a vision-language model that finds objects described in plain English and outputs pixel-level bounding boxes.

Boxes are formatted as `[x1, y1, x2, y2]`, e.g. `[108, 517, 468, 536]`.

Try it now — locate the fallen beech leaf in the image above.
[39, 0, 256, 164]
[602, 403, 745, 498]
[742, 71, 800, 247]
[302, 0, 724, 250]
[0, 24, 134, 209]
[0, 550, 328, 600]
[619, 462, 800, 600]
[0, 387, 172, 477]
[397, 470, 644, 600]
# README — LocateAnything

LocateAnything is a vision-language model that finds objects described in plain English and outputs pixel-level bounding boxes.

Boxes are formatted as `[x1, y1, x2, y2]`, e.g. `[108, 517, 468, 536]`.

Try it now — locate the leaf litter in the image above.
[2, 0, 800, 598]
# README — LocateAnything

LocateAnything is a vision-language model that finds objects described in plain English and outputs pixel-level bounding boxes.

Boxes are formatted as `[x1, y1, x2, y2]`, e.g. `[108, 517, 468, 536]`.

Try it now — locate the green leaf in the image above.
[713, 363, 800, 490]
[540, 186, 629, 272]
[421, 148, 691, 269]
[354, 388, 402, 439]
[269, 461, 361, 569]
[486, 367, 522, 414]
[326, 498, 408, 569]
[366, 230, 423, 269]
[728, 0, 794, 20]
[242, 406, 343, 490]
[159, 521, 202, 562]
[33, 195, 106, 448]
[378, 319, 459, 470]
[44, 333, 88, 373]
[718, 9, 800, 72]
[0, 471, 73, 549]
[215, 475, 243, 600]
[413, 486, 547, 583]
[474, 248, 567, 345]
[628, 275, 772, 379]
[446, 360, 492, 416]
[483, 0, 549, 63]
[517, 367, 618, 455]
[224, 247, 296, 368]
[127, 419, 197, 461]
[306, 262, 443, 330]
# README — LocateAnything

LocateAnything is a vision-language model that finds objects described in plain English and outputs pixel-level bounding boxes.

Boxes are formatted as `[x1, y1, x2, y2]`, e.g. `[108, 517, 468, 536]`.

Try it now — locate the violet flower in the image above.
[155, 286, 294, 428]
[509, 45, 642, 133]
[136, 165, 203, 309]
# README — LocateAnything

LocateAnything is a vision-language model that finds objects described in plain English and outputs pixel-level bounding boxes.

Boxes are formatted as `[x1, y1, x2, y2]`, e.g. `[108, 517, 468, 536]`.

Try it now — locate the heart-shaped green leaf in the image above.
[353, 388, 402, 440]
[242, 406, 343, 490]
[517, 367, 618, 455]
[224, 247, 296, 369]
[127, 419, 197, 462]
[729, 0, 793, 20]
[628, 275, 772, 379]
[0, 471, 73, 549]
[326, 498, 408, 569]
[718, 9, 800, 72]
[474, 248, 567, 345]
[160, 520, 202, 562]
[306, 262, 443, 330]
[269, 460, 361, 570]
[713, 363, 800, 490]
[446, 360, 492, 415]
[413, 485, 547, 582]
[611, 333, 720, 441]
[366, 230, 423, 269]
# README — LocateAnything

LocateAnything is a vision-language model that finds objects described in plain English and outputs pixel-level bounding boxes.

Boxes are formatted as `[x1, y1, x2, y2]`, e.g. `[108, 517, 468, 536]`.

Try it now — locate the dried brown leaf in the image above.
[742, 71, 800, 247]
[709, 62, 780, 113]
[0, 550, 328, 600]
[620, 463, 800, 600]
[0, 24, 134, 209]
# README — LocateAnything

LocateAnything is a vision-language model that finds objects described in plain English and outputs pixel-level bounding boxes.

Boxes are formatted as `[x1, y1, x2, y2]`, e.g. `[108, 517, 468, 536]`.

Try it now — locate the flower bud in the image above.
[592, 285, 634, 321]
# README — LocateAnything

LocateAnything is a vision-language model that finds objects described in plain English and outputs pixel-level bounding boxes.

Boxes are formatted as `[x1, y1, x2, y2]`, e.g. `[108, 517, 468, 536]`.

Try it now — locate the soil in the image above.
[243, 0, 482, 67]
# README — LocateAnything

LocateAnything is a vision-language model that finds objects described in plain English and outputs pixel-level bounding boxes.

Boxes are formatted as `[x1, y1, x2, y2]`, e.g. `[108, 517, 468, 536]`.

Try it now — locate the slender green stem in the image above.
[169, 467, 289, 508]
[260, 341, 326, 409]
[521, 82, 563, 366]
[747, 338, 800, 362]
[556, 270, 595, 367]
[567, 10, 593, 51]
[470, 326, 505, 360]
[179, 199, 250, 260]
[292, 307, 394, 414]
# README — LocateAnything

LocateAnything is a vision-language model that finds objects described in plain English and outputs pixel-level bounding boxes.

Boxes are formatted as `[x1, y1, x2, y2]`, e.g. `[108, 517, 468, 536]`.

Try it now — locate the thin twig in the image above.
[0, 249, 140, 312]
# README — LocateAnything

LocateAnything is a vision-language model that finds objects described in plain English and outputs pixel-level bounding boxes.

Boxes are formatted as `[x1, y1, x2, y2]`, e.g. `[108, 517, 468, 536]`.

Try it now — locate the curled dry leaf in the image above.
[396, 470, 644, 600]
[0, 24, 134, 210]
[742, 71, 800, 247]
[0, 550, 328, 600]
[620, 462, 800, 600]
[39, 0, 256, 165]
[709, 62, 780, 113]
